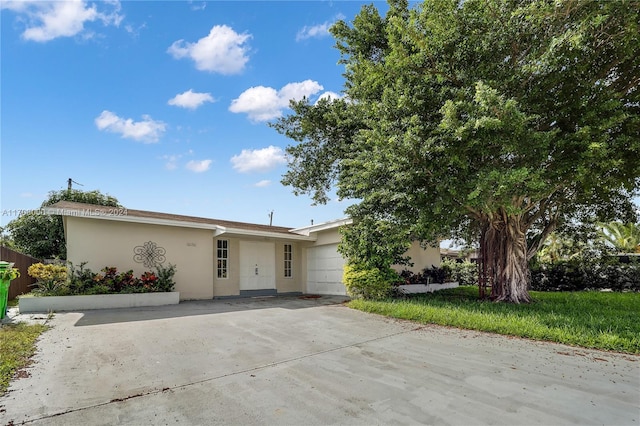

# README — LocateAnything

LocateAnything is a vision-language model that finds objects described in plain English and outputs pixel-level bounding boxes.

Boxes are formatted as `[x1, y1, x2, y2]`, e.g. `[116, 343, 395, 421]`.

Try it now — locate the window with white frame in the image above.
[217, 239, 228, 279]
[284, 244, 292, 278]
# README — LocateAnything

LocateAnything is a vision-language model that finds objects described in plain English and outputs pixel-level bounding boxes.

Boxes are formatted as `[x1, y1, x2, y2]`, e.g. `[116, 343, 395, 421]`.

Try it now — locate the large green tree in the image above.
[273, 0, 640, 302]
[6, 189, 120, 259]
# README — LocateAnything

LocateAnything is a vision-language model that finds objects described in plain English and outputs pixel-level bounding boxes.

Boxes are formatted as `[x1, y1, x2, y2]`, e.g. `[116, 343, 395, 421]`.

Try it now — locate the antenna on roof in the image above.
[268, 210, 274, 227]
[67, 178, 84, 191]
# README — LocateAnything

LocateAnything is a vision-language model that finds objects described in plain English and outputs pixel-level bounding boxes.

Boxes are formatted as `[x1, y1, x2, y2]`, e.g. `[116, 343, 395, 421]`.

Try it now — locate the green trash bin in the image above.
[0, 261, 16, 320]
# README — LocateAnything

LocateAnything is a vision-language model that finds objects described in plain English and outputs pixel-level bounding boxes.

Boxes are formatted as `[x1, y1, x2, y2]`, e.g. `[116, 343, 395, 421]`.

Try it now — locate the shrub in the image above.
[441, 259, 479, 286]
[343, 264, 398, 300]
[398, 265, 453, 285]
[114, 270, 142, 293]
[30, 262, 177, 296]
[399, 269, 421, 284]
[0, 266, 20, 282]
[154, 264, 177, 292]
[421, 265, 449, 284]
[83, 284, 112, 295]
[140, 272, 159, 290]
[27, 263, 67, 293]
[596, 263, 640, 291]
[99, 266, 120, 292]
[530, 258, 640, 292]
[66, 261, 96, 294]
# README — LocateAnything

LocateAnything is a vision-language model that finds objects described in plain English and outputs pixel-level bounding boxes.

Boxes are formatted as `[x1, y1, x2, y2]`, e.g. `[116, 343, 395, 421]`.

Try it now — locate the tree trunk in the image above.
[480, 211, 532, 303]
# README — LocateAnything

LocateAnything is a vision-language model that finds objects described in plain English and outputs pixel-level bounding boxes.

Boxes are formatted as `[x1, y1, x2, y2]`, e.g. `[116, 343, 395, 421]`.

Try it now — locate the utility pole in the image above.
[67, 178, 83, 191]
[268, 210, 274, 227]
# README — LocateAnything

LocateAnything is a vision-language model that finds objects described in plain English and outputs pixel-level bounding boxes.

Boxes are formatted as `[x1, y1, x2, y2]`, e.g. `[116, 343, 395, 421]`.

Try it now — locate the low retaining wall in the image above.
[19, 292, 180, 313]
[398, 282, 459, 294]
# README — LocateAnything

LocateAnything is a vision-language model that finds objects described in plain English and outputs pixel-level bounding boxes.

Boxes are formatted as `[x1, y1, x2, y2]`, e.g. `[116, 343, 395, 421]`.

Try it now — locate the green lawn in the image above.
[348, 286, 640, 354]
[0, 323, 49, 395]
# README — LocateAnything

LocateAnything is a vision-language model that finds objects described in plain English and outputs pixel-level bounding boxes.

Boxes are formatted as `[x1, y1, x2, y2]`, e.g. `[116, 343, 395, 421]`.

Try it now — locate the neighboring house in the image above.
[46, 201, 440, 300]
[440, 247, 480, 263]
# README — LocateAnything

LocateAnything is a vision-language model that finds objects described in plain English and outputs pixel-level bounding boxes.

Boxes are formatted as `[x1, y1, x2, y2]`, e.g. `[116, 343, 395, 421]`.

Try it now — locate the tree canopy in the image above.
[5, 189, 121, 259]
[272, 0, 640, 302]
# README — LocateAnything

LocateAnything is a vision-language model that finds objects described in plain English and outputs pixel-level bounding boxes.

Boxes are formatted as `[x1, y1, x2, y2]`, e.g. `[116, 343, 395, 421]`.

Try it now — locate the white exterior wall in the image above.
[393, 242, 441, 274]
[65, 217, 214, 300]
[274, 241, 304, 294]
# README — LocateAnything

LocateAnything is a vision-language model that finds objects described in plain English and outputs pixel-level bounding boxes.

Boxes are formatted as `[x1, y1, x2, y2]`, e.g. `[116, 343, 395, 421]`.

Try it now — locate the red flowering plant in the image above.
[100, 266, 119, 291]
[118, 270, 141, 292]
[140, 271, 158, 290]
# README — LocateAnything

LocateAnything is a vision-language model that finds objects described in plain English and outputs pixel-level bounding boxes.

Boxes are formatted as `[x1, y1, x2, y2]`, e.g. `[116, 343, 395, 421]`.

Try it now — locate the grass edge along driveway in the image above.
[0, 322, 49, 396]
[349, 286, 640, 354]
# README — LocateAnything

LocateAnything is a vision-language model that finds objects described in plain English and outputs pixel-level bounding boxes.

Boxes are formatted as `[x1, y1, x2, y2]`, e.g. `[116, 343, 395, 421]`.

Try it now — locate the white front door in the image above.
[239, 241, 275, 290]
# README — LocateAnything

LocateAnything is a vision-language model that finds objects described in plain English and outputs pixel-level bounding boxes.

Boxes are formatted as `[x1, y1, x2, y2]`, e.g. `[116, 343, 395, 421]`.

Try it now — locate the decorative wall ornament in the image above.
[133, 241, 166, 268]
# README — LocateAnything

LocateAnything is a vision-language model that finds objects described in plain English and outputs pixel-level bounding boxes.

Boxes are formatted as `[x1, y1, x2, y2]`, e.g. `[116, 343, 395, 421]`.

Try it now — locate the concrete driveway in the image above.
[1, 296, 638, 425]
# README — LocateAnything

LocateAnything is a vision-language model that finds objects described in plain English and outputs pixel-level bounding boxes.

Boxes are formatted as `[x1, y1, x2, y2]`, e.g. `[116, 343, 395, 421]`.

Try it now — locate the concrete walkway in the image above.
[1, 296, 638, 425]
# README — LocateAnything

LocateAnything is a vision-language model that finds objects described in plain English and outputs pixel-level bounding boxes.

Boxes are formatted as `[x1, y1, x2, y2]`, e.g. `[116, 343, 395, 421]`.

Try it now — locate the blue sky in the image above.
[1, 1, 389, 228]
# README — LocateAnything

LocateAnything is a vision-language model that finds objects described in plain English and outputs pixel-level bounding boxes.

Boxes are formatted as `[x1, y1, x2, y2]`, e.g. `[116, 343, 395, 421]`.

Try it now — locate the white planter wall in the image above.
[19, 292, 180, 313]
[398, 282, 459, 294]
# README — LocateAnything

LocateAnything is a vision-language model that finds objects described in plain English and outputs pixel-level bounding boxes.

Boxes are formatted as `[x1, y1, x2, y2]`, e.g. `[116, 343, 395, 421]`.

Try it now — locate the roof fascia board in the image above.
[46, 207, 223, 231]
[220, 227, 315, 241]
[290, 218, 352, 236]
[44, 207, 315, 241]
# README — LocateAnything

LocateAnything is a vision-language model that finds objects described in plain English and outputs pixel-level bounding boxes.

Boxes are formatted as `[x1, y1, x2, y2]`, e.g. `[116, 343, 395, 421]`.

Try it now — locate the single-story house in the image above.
[46, 201, 441, 300]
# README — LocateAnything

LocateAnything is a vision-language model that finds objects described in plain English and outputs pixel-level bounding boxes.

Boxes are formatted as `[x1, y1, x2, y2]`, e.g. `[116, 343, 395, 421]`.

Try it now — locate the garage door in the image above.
[306, 244, 346, 295]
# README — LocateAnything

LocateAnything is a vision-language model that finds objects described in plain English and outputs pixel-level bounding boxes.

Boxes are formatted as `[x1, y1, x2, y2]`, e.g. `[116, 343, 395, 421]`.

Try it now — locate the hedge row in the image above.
[530, 260, 640, 292]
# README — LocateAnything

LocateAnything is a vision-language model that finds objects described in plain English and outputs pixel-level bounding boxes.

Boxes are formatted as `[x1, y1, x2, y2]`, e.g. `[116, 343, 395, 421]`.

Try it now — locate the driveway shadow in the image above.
[73, 295, 350, 327]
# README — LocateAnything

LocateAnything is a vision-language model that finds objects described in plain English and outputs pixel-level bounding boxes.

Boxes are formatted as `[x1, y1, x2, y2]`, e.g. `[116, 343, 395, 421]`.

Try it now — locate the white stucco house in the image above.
[46, 201, 441, 300]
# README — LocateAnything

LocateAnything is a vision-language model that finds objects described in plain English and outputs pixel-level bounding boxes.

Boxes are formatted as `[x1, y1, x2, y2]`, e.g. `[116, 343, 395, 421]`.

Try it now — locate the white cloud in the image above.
[168, 89, 215, 110]
[316, 91, 343, 103]
[0, 1, 27, 12]
[167, 25, 251, 74]
[230, 146, 287, 173]
[186, 159, 212, 173]
[296, 15, 344, 42]
[278, 80, 324, 102]
[296, 22, 331, 41]
[229, 86, 280, 121]
[189, 1, 207, 11]
[124, 22, 146, 38]
[161, 149, 194, 170]
[254, 180, 272, 188]
[1, 0, 123, 42]
[229, 80, 323, 121]
[95, 110, 166, 143]
[162, 154, 180, 170]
